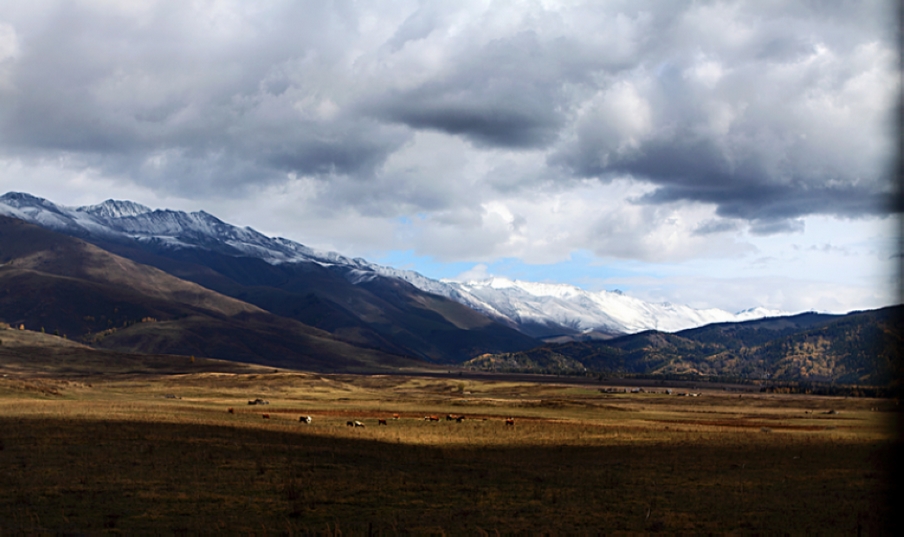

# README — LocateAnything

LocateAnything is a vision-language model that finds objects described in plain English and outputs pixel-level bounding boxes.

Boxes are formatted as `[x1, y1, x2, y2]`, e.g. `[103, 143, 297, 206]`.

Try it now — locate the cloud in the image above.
[0, 0, 413, 196]
[367, 30, 574, 149]
[0, 0, 896, 272]
[452, 263, 492, 282]
[548, 2, 896, 228]
[606, 273, 891, 315]
[693, 218, 742, 236]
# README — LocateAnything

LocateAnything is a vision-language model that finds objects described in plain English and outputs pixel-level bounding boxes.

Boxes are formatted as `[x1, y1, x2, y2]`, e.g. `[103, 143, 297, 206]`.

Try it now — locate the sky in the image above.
[0, 0, 899, 315]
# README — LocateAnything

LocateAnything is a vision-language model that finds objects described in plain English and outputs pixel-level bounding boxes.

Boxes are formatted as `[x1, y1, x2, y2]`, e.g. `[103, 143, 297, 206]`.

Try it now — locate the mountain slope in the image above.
[0, 323, 277, 377]
[0, 192, 788, 339]
[0, 216, 422, 371]
[0, 215, 263, 318]
[0, 192, 539, 362]
[92, 235, 538, 363]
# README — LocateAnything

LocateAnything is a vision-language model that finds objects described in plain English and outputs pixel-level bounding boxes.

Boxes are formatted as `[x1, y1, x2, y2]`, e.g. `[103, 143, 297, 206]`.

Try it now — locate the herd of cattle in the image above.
[225, 408, 516, 427]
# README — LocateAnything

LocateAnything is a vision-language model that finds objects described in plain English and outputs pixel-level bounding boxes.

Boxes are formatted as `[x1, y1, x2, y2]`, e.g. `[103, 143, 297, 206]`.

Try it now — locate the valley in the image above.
[0, 355, 895, 534]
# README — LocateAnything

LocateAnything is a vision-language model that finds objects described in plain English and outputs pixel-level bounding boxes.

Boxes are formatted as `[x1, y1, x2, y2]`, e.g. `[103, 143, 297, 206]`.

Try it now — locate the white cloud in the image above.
[453, 263, 492, 282]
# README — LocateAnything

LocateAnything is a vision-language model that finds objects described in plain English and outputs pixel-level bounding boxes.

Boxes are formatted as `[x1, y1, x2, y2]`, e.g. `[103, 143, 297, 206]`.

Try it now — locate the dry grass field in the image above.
[0, 369, 896, 534]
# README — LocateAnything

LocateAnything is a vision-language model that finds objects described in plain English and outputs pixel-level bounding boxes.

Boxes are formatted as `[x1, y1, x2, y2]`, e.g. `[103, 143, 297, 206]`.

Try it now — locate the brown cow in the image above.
[262, 414, 270, 419]
[227, 407, 235, 414]
[505, 417, 514, 426]
[392, 413, 400, 420]
[455, 415, 466, 423]
[425, 415, 440, 421]
[378, 419, 387, 426]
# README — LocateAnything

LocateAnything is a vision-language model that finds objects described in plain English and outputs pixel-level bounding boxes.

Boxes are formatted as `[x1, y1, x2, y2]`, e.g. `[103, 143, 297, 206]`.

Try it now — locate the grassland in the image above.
[0, 368, 895, 534]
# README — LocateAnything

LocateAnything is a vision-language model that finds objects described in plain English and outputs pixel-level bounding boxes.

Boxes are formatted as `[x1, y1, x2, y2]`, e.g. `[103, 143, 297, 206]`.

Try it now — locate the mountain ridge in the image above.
[0, 191, 791, 337]
[0, 215, 427, 371]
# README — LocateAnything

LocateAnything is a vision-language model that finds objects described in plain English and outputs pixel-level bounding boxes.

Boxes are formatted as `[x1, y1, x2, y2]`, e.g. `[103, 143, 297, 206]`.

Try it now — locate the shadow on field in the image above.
[0, 416, 891, 534]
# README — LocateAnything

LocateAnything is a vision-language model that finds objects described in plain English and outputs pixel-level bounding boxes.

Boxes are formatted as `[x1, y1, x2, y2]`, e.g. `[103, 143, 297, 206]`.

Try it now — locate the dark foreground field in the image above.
[0, 371, 895, 534]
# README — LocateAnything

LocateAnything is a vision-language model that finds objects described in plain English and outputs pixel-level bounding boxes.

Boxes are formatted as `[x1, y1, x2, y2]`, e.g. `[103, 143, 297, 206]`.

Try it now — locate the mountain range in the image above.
[0, 191, 897, 383]
[0, 193, 541, 367]
[0, 192, 785, 339]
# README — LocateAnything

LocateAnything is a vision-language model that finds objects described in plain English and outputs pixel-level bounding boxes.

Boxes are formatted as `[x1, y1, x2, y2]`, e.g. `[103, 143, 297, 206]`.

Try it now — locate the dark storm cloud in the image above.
[373, 87, 561, 149]
[360, 2, 667, 150]
[366, 30, 605, 149]
[585, 130, 890, 225]
[548, 1, 896, 229]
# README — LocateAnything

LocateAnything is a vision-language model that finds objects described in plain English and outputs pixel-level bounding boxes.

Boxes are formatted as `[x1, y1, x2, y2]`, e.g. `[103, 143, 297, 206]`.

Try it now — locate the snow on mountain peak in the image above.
[78, 199, 153, 219]
[1, 191, 47, 204]
[0, 191, 65, 213]
[429, 276, 792, 335]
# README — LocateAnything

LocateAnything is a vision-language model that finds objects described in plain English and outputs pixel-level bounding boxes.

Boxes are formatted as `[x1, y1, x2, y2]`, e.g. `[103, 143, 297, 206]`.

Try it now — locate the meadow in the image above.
[0, 370, 895, 534]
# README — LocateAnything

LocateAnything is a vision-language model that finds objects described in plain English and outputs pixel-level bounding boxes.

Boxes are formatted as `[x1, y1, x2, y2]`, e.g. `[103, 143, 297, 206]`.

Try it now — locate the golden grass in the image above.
[0, 371, 895, 533]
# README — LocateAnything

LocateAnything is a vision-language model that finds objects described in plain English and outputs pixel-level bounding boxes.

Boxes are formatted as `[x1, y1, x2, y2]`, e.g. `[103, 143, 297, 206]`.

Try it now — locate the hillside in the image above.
[0, 216, 424, 372]
[0, 193, 539, 363]
[88, 238, 539, 363]
[0, 323, 274, 377]
[466, 306, 902, 385]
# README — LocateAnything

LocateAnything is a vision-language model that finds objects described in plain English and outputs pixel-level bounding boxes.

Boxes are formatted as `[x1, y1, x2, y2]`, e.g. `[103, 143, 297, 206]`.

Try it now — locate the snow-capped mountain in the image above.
[0, 192, 786, 336]
[0, 192, 370, 267]
[412, 277, 784, 336]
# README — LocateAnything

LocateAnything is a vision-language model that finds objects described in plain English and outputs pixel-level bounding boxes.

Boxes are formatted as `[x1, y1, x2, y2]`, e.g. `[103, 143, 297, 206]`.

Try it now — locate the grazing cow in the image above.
[227, 407, 235, 414]
[378, 419, 387, 426]
[455, 415, 466, 423]
[392, 413, 400, 420]
[425, 415, 440, 422]
[346, 421, 355, 427]
[353, 420, 365, 428]
[505, 418, 515, 426]
[262, 414, 270, 419]
[445, 414, 455, 421]
[299, 416, 312, 424]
